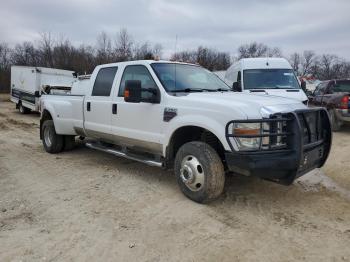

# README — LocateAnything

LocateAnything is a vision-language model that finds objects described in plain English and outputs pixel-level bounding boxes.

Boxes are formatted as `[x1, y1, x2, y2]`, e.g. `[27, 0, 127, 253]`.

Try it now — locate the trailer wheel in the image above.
[18, 102, 30, 114]
[174, 141, 225, 203]
[42, 120, 64, 153]
[64, 135, 76, 151]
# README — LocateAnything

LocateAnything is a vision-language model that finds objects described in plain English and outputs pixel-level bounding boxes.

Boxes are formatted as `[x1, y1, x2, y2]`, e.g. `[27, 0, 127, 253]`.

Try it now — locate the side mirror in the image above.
[124, 80, 142, 103]
[301, 81, 306, 91]
[34, 91, 41, 98]
[232, 82, 242, 92]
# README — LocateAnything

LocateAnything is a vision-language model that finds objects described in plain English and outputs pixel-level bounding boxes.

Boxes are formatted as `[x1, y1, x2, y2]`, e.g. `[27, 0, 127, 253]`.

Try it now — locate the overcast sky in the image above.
[1, 0, 349, 59]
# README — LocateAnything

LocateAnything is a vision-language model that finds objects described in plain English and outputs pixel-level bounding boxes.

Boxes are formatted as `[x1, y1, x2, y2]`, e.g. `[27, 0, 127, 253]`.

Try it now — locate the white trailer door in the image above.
[84, 67, 118, 140]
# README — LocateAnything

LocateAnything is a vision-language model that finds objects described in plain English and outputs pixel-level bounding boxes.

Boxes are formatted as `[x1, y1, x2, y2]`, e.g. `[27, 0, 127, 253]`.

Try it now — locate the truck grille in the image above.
[225, 108, 330, 153]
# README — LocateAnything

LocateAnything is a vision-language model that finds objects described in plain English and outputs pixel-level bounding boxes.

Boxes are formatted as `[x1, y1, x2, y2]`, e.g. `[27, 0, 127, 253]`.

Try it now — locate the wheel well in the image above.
[166, 126, 226, 167]
[40, 110, 53, 139]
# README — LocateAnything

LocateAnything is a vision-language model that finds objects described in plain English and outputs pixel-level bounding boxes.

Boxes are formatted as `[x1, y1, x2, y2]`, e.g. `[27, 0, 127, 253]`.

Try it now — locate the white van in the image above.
[224, 58, 308, 103]
[11, 66, 76, 113]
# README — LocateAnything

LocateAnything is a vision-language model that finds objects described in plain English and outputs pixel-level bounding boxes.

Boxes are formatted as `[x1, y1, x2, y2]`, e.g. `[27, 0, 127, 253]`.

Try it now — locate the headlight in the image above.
[233, 123, 261, 151]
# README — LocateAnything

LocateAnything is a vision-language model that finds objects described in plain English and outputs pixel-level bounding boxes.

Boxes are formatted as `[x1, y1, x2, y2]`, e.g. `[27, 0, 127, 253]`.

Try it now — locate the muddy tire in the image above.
[174, 141, 225, 203]
[42, 120, 64, 154]
[329, 109, 342, 132]
[18, 102, 30, 114]
[64, 136, 76, 151]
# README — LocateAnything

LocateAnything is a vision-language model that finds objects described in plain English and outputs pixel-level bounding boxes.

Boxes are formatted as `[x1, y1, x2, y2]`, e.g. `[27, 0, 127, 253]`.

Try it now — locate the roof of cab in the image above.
[98, 60, 199, 69]
[239, 57, 292, 70]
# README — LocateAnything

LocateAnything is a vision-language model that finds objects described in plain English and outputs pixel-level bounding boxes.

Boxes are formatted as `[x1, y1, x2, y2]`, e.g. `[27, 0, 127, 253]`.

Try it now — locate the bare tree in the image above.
[171, 46, 230, 71]
[289, 52, 301, 74]
[0, 43, 11, 70]
[237, 42, 282, 59]
[96, 31, 113, 64]
[267, 47, 282, 58]
[52, 38, 75, 70]
[11, 42, 38, 66]
[114, 28, 133, 61]
[38, 32, 55, 67]
[320, 54, 337, 80]
[171, 50, 197, 63]
[301, 50, 316, 76]
[0, 43, 11, 92]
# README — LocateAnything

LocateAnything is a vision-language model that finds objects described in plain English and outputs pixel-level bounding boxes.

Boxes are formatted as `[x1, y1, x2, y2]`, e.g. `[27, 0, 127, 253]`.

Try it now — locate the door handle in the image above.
[87, 102, 91, 111]
[112, 104, 117, 114]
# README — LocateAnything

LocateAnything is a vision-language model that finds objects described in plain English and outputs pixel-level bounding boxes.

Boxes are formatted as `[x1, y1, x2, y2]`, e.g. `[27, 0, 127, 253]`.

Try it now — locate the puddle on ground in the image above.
[296, 169, 350, 201]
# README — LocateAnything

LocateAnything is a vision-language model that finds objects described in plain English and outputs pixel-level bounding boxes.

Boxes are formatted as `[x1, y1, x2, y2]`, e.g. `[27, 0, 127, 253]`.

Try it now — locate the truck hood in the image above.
[179, 92, 307, 118]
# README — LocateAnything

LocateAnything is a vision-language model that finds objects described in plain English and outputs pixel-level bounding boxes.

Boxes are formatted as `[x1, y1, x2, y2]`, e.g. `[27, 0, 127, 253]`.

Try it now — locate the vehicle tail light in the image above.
[339, 96, 349, 109]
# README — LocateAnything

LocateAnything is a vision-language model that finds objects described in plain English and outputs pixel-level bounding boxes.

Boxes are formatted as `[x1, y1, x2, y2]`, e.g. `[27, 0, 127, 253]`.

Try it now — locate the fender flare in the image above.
[163, 114, 230, 156]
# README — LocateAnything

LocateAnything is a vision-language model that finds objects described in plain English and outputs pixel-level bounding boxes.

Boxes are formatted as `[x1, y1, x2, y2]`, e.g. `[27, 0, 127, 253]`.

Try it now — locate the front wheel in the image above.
[174, 141, 225, 203]
[42, 120, 64, 153]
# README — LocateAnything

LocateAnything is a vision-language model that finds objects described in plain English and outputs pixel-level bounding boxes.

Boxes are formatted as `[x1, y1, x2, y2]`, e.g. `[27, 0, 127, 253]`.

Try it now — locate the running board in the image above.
[85, 142, 163, 168]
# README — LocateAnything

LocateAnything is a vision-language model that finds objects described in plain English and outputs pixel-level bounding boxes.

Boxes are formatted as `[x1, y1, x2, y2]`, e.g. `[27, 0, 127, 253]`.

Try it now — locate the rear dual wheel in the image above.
[42, 120, 75, 153]
[174, 141, 225, 203]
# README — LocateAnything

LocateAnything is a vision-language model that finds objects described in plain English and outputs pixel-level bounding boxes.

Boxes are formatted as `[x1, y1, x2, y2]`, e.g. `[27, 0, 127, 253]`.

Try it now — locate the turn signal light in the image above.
[233, 128, 260, 136]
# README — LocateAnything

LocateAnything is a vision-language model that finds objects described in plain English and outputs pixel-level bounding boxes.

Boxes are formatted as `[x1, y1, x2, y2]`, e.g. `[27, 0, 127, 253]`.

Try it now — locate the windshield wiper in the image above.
[171, 88, 230, 93]
[275, 85, 297, 89]
[202, 88, 230, 92]
[171, 88, 204, 93]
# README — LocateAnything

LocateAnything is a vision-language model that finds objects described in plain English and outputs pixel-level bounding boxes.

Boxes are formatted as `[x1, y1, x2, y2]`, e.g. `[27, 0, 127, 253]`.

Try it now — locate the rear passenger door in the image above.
[84, 66, 118, 140]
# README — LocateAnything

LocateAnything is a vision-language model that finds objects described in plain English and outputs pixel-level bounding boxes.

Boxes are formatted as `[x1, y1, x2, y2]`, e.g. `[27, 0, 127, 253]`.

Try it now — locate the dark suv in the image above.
[309, 79, 350, 131]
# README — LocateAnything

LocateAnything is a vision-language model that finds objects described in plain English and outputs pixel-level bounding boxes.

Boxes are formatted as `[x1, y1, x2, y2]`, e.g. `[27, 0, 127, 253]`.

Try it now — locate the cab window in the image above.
[92, 67, 118, 96]
[119, 65, 158, 100]
[314, 82, 328, 95]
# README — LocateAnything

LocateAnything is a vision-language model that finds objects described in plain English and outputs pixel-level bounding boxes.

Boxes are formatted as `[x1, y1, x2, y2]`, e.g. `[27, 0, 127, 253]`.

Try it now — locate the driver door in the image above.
[111, 65, 164, 154]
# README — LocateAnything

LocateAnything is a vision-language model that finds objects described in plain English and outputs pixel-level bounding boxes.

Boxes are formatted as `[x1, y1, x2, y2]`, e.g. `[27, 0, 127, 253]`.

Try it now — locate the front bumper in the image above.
[225, 108, 332, 185]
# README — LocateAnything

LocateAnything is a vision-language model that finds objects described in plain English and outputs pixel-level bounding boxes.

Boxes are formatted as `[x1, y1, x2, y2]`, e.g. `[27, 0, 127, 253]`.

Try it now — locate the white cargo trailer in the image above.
[10, 66, 76, 113]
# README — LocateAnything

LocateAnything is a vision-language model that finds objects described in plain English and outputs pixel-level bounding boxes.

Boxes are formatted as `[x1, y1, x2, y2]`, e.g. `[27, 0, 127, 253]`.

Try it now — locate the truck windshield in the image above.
[333, 81, 350, 92]
[243, 69, 300, 90]
[151, 63, 230, 92]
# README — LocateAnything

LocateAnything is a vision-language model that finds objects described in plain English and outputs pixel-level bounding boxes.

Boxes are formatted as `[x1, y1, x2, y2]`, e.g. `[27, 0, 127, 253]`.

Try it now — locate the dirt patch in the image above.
[0, 122, 9, 130]
[0, 212, 35, 230]
[6, 118, 38, 129]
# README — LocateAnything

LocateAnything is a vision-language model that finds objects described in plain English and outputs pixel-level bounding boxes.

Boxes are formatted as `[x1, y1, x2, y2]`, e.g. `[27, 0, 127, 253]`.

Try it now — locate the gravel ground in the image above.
[1, 94, 350, 262]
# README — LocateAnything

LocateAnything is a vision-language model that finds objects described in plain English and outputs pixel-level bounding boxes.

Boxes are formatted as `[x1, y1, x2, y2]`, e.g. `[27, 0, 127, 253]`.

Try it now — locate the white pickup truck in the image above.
[40, 60, 332, 203]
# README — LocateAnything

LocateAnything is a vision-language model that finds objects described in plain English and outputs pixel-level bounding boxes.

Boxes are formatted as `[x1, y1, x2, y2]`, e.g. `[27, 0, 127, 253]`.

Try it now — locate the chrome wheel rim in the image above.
[180, 155, 205, 191]
[19, 105, 24, 113]
[44, 127, 53, 147]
